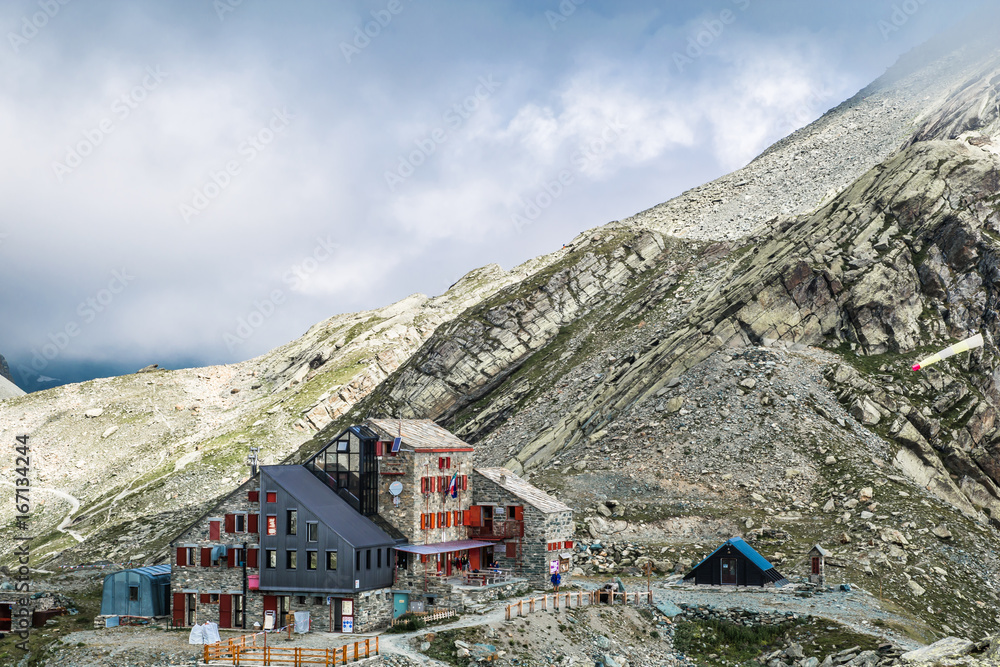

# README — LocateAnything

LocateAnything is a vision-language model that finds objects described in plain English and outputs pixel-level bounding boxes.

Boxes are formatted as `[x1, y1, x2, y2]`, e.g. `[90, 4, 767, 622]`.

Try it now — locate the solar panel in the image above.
[391, 437, 402, 453]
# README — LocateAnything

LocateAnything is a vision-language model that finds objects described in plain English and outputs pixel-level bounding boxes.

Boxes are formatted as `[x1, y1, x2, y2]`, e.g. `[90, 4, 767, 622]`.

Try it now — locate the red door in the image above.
[469, 548, 481, 570]
[219, 594, 232, 628]
[446, 553, 452, 576]
[171, 594, 185, 627]
[263, 595, 277, 628]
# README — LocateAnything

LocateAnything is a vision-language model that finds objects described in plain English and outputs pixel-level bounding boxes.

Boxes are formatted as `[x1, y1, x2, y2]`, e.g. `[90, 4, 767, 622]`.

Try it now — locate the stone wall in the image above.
[378, 449, 474, 545]
[171, 478, 260, 627]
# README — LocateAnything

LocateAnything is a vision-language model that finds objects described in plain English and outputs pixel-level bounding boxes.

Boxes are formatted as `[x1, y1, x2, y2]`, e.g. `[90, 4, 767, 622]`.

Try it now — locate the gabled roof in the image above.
[809, 544, 829, 557]
[365, 418, 473, 451]
[686, 537, 787, 585]
[474, 468, 572, 514]
[262, 465, 395, 549]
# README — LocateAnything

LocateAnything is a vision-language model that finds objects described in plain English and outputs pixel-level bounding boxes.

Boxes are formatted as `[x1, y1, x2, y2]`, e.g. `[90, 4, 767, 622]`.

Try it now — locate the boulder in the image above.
[900, 637, 974, 663]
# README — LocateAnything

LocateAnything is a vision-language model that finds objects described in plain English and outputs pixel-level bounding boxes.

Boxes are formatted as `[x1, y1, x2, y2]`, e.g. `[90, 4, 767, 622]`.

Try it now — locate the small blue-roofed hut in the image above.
[683, 537, 788, 587]
[100, 564, 171, 618]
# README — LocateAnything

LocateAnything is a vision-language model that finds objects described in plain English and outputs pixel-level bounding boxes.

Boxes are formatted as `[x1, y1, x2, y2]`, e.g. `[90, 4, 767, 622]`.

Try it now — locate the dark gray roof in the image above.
[262, 465, 396, 549]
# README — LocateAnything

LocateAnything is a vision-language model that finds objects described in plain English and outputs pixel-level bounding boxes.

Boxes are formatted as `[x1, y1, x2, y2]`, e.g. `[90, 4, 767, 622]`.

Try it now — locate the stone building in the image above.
[170, 478, 261, 629]
[168, 419, 575, 631]
[471, 468, 574, 587]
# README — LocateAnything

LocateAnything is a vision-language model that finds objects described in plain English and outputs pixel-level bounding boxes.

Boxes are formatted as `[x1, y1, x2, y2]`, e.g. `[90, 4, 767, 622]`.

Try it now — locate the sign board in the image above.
[266, 515, 277, 536]
[342, 617, 353, 633]
[342, 600, 353, 616]
[388, 481, 403, 496]
[264, 610, 275, 630]
[550, 559, 560, 574]
[327, 597, 333, 605]
[354, 579, 360, 589]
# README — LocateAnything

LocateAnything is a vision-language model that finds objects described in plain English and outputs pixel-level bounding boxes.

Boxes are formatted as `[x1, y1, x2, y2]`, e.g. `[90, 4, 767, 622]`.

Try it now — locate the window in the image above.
[266, 515, 277, 536]
[307, 522, 318, 542]
[356, 551, 361, 571]
[233, 595, 244, 627]
[287, 550, 297, 570]
[128, 586, 139, 602]
[234, 514, 246, 533]
[209, 593, 220, 603]
[377, 548, 382, 568]
[307, 551, 317, 570]
[314, 596, 324, 605]
[327, 551, 338, 570]
[287, 510, 297, 535]
[266, 491, 277, 503]
[366, 549, 371, 570]
[266, 549, 277, 569]
[298, 596, 307, 605]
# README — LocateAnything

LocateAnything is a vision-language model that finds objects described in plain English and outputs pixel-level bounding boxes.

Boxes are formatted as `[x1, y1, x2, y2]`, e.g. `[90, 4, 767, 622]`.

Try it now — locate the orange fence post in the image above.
[376, 636, 379, 655]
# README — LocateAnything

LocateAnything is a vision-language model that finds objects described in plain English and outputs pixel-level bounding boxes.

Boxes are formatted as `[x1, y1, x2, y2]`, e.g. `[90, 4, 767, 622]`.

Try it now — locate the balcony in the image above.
[468, 520, 523, 540]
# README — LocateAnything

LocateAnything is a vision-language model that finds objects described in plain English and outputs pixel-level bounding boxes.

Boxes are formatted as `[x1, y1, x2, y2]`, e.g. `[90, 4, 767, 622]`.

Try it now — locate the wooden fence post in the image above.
[376, 635, 380, 655]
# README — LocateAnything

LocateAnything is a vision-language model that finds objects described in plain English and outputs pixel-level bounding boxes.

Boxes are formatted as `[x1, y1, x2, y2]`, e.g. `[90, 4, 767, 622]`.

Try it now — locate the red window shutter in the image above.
[506, 543, 517, 558]
[200, 593, 210, 604]
[441, 476, 447, 494]
[219, 594, 232, 629]
[249, 514, 259, 534]
[172, 593, 186, 626]
[565, 540, 574, 549]
[421, 477, 427, 494]
[438, 457, 444, 469]
[227, 549, 236, 568]
[177, 547, 187, 567]
[446, 457, 451, 468]
[463, 510, 471, 526]
[225, 514, 235, 534]
[209, 520, 221, 541]
[266, 491, 277, 503]
[431, 513, 437, 529]
[420, 514, 426, 530]
[248, 548, 259, 568]
[445, 512, 451, 527]
[420, 554, 428, 563]
[201, 547, 212, 567]
[462, 475, 468, 490]
[248, 490, 259, 502]
[514, 506, 524, 521]
[470, 505, 482, 527]
[375, 441, 383, 457]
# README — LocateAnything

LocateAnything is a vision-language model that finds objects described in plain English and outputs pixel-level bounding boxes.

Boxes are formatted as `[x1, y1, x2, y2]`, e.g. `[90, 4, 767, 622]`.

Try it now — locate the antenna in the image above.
[246, 445, 260, 477]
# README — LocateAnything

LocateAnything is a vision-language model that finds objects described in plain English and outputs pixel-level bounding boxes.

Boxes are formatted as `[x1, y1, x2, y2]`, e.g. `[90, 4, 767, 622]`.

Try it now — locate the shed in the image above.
[100, 564, 172, 618]
[683, 537, 787, 587]
[808, 544, 828, 585]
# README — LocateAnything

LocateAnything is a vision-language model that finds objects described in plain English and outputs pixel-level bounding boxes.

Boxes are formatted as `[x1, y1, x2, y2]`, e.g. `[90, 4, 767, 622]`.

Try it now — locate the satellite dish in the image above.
[389, 482, 403, 496]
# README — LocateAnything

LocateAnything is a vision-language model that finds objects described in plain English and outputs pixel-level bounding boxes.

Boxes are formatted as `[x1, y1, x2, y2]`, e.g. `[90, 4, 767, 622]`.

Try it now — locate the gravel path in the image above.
[654, 582, 923, 651]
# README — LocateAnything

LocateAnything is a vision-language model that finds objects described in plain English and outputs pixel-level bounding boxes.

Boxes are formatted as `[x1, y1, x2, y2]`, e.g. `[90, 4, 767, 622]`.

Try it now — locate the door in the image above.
[721, 558, 738, 585]
[171, 594, 185, 627]
[469, 547, 481, 570]
[1, 603, 12, 631]
[187, 593, 197, 626]
[339, 598, 354, 633]
[263, 595, 277, 629]
[219, 594, 232, 628]
[392, 593, 409, 619]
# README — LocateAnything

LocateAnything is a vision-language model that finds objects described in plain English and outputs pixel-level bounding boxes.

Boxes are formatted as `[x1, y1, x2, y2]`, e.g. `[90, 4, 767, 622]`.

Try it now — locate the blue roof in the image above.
[692, 537, 775, 573]
[102, 564, 171, 584]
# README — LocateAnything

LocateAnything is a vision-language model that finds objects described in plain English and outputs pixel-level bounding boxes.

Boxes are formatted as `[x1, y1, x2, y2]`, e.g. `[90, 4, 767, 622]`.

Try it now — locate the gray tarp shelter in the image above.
[100, 564, 171, 617]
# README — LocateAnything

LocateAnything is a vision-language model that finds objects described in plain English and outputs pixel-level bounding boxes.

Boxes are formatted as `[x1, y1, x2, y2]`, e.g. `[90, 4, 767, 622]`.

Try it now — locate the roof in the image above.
[686, 537, 787, 585]
[393, 539, 495, 555]
[262, 465, 396, 549]
[474, 468, 572, 514]
[172, 476, 257, 545]
[103, 564, 171, 584]
[809, 544, 829, 557]
[365, 418, 473, 451]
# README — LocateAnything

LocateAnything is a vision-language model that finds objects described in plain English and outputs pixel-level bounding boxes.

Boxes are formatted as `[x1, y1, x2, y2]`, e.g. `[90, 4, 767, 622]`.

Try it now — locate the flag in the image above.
[448, 472, 459, 498]
[912, 333, 984, 371]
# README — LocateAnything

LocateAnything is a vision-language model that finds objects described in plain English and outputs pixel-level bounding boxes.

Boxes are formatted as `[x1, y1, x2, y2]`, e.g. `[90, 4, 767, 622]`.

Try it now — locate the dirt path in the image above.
[1, 480, 84, 542]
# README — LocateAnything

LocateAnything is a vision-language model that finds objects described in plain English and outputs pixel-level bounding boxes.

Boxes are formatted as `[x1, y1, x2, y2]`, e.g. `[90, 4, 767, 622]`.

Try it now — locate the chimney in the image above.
[499, 473, 507, 485]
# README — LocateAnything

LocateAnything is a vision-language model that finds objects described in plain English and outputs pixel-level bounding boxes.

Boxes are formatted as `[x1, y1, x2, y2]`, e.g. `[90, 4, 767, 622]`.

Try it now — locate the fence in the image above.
[389, 608, 457, 627]
[203, 634, 377, 666]
[505, 590, 653, 621]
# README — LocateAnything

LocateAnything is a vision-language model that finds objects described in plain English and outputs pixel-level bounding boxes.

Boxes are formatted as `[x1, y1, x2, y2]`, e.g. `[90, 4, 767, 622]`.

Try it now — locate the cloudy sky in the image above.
[0, 0, 983, 390]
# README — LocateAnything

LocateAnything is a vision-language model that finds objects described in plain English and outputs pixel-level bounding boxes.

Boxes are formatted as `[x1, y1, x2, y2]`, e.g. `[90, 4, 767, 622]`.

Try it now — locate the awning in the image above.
[394, 539, 494, 556]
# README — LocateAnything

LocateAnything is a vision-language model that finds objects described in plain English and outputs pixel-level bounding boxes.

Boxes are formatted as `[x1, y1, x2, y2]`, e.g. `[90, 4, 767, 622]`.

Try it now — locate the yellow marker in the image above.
[911, 333, 984, 371]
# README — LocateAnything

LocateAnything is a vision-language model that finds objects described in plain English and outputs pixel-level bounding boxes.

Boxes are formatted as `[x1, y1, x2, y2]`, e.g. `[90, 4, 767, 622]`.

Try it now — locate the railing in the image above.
[461, 568, 514, 587]
[204, 636, 378, 665]
[468, 520, 524, 539]
[505, 590, 653, 620]
[389, 608, 457, 627]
